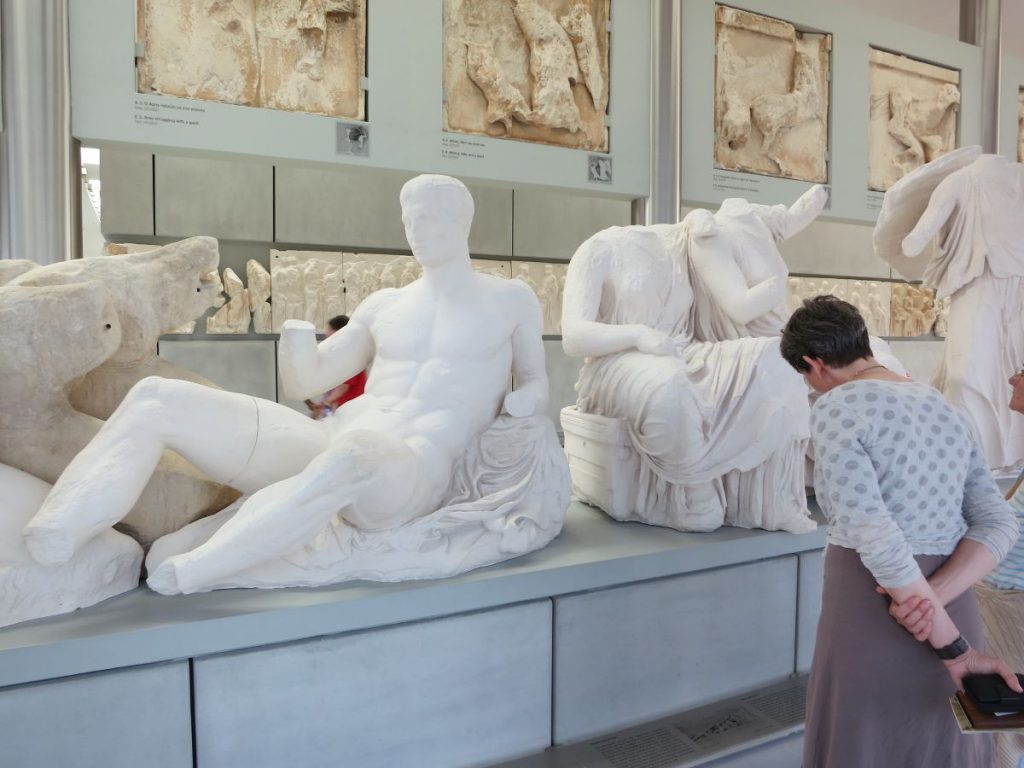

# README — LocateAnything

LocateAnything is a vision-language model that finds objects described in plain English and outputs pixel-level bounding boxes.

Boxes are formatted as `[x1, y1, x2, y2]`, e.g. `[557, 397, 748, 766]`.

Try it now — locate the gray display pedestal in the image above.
[0, 502, 826, 768]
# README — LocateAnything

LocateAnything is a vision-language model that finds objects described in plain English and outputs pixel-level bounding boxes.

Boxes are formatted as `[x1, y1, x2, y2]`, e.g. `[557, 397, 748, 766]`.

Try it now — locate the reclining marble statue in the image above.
[874, 146, 1024, 472]
[560, 186, 832, 534]
[1, 238, 237, 549]
[23, 175, 570, 593]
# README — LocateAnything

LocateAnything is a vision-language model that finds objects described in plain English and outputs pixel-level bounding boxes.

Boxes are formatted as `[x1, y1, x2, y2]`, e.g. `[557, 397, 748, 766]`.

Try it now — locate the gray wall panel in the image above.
[680, 205, 892, 280]
[194, 601, 552, 768]
[554, 557, 798, 743]
[275, 165, 513, 256]
[158, 339, 277, 401]
[781, 219, 892, 280]
[155, 155, 274, 241]
[543, 338, 581, 432]
[100, 148, 154, 237]
[797, 550, 825, 673]
[887, 339, 946, 385]
[0, 662, 191, 768]
[513, 189, 632, 262]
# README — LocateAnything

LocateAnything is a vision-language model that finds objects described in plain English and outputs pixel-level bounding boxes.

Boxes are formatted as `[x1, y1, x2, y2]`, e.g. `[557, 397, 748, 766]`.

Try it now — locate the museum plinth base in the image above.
[0, 501, 825, 768]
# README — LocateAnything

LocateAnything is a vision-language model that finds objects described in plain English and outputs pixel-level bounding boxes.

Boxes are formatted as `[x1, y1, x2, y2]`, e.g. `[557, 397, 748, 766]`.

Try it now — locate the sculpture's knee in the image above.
[117, 376, 186, 427]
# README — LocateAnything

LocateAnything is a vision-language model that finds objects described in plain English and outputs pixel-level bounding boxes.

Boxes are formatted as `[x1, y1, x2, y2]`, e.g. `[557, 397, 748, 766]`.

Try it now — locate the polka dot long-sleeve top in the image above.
[811, 380, 1019, 588]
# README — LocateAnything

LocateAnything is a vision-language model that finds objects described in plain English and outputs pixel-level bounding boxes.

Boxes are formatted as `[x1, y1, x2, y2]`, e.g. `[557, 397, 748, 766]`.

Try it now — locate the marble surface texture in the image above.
[714, 5, 830, 182]
[137, 0, 366, 119]
[443, 0, 610, 151]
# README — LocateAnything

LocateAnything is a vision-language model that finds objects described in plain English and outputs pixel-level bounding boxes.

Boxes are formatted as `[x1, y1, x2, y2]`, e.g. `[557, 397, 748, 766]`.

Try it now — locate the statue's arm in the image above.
[902, 176, 959, 257]
[504, 284, 549, 419]
[752, 184, 829, 242]
[279, 295, 382, 401]
[560, 249, 671, 358]
[688, 223, 786, 327]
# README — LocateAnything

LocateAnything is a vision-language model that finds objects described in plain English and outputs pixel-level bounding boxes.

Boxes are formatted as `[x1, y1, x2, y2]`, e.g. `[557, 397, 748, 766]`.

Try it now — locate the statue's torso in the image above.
[332, 274, 523, 458]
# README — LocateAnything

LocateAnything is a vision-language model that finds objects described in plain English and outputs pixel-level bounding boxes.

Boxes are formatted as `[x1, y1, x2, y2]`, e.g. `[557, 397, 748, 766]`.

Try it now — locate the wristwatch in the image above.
[934, 635, 970, 660]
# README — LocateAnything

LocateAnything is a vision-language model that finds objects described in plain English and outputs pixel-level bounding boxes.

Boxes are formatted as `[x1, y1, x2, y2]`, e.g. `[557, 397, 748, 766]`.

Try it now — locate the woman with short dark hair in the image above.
[784, 296, 1020, 768]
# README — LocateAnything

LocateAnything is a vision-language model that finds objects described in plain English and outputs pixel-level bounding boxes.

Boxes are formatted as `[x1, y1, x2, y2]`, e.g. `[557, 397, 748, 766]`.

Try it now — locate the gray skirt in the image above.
[803, 544, 993, 768]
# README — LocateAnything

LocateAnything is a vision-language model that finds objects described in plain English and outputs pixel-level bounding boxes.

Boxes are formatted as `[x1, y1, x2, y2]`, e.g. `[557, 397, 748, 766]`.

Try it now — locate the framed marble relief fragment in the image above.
[136, 0, 367, 120]
[868, 48, 960, 192]
[714, 5, 831, 183]
[443, 0, 610, 151]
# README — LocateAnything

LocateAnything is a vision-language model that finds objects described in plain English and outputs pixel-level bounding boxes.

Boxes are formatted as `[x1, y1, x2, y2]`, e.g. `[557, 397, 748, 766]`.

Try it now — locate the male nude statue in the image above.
[24, 175, 550, 594]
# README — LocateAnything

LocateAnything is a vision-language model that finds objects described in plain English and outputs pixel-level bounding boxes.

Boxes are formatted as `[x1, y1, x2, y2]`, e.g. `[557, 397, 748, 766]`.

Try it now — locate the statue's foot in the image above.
[22, 522, 78, 566]
[146, 557, 182, 596]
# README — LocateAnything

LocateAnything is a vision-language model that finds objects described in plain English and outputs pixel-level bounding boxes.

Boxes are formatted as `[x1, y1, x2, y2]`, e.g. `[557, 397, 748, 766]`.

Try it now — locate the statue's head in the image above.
[400, 175, 474, 267]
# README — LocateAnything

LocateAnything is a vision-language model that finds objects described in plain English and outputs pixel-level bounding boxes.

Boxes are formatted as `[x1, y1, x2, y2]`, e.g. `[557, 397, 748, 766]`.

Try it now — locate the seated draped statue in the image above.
[875, 147, 1024, 472]
[561, 186, 831, 533]
[23, 175, 570, 594]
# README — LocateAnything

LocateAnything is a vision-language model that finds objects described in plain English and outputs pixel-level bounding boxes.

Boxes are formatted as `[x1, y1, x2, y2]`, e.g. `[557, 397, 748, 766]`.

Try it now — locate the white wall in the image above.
[1004, 0, 1024, 58]
[830, 0, 960, 39]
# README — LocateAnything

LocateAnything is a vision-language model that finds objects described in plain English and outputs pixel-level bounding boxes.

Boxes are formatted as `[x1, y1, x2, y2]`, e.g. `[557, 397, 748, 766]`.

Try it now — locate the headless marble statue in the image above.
[875, 147, 1024, 471]
[561, 186, 830, 533]
[25, 175, 569, 593]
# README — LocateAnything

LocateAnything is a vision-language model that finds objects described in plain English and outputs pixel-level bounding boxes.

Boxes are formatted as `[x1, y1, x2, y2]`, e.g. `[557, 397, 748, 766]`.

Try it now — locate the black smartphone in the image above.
[964, 674, 1024, 714]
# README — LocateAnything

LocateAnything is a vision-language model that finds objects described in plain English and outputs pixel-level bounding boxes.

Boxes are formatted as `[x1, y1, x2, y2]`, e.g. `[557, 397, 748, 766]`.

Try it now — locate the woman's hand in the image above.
[634, 327, 675, 356]
[942, 648, 1023, 693]
[877, 587, 935, 641]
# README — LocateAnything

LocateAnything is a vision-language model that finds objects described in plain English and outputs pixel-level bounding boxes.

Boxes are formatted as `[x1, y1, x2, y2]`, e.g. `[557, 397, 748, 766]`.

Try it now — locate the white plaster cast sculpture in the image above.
[3, 241, 239, 547]
[869, 49, 960, 191]
[874, 146, 1024, 471]
[560, 186, 832, 534]
[443, 0, 609, 151]
[933, 295, 951, 338]
[0, 463, 142, 629]
[270, 250, 348, 333]
[137, 0, 366, 119]
[23, 175, 570, 593]
[0, 259, 37, 285]
[247, 259, 273, 334]
[715, 6, 830, 183]
[206, 268, 251, 334]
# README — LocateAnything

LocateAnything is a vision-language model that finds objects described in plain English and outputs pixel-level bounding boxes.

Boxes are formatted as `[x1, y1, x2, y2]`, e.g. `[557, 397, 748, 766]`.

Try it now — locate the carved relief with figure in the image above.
[889, 282, 936, 338]
[270, 250, 348, 333]
[715, 6, 830, 183]
[443, 0, 610, 151]
[513, 261, 568, 335]
[137, 0, 366, 119]
[206, 268, 251, 334]
[868, 49, 960, 191]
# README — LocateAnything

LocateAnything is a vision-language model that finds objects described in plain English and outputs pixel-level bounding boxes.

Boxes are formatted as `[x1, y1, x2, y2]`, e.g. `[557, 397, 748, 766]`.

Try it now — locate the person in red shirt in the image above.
[304, 315, 367, 419]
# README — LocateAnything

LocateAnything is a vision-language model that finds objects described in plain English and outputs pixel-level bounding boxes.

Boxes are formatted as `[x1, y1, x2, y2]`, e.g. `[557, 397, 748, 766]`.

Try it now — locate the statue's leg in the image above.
[152, 431, 447, 594]
[24, 377, 327, 565]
